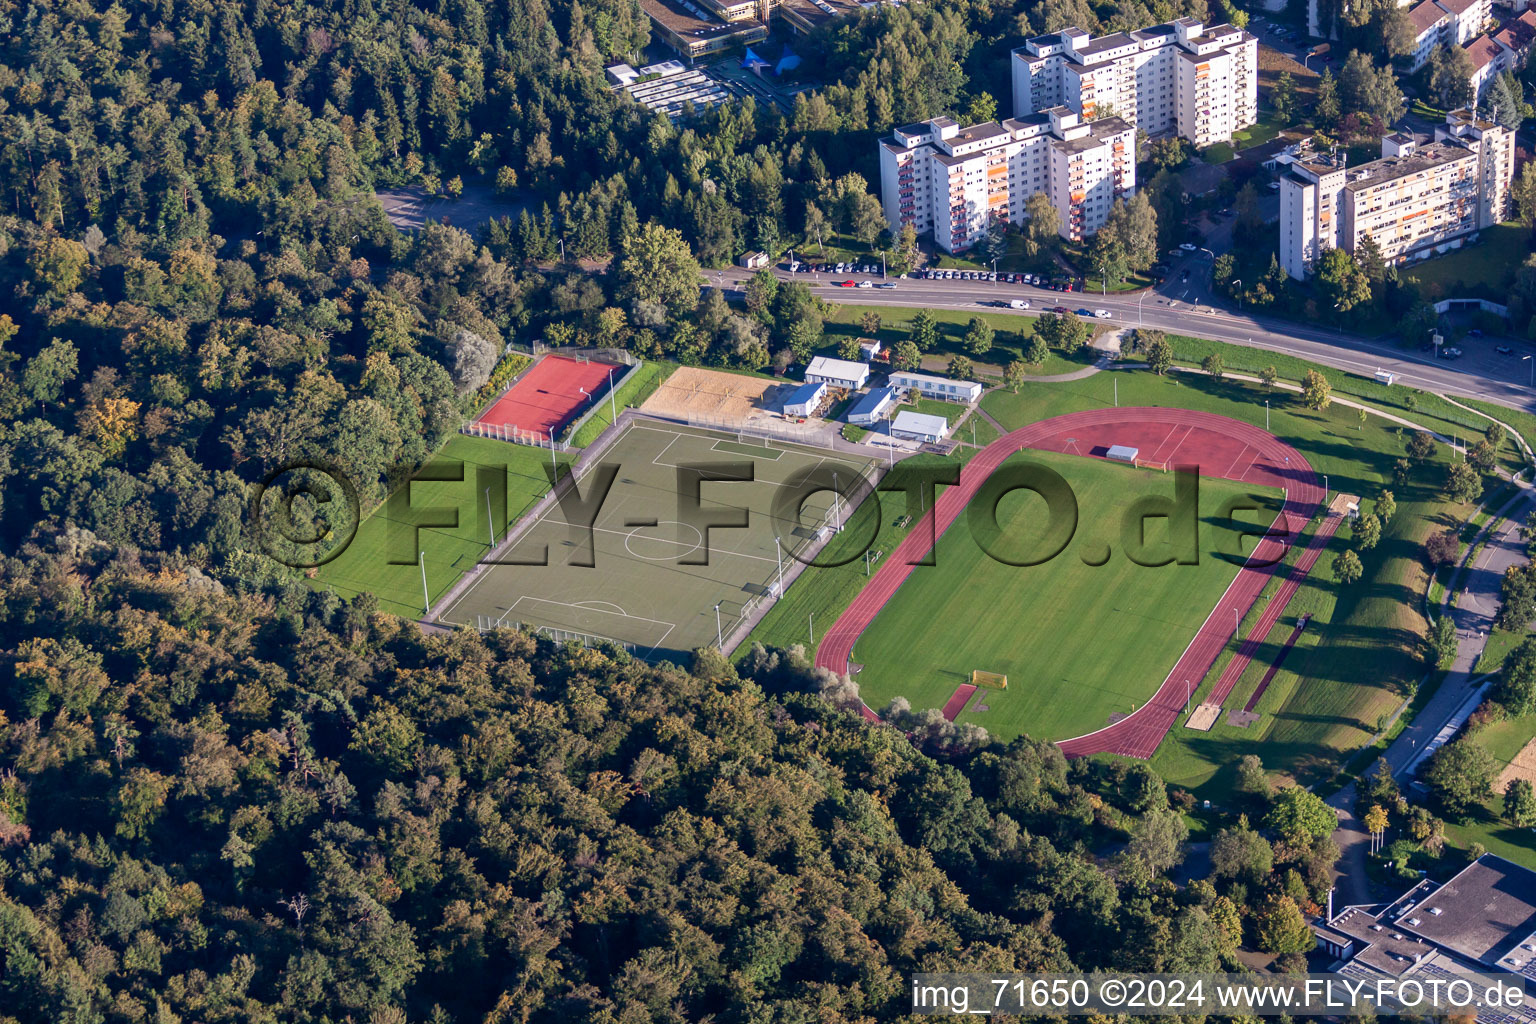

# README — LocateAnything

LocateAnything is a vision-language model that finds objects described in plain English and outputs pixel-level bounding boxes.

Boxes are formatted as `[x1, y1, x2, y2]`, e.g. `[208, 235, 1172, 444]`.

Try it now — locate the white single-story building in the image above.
[859, 338, 884, 361]
[888, 370, 983, 404]
[890, 410, 949, 443]
[846, 386, 898, 425]
[782, 380, 826, 417]
[805, 355, 870, 390]
[738, 250, 770, 269]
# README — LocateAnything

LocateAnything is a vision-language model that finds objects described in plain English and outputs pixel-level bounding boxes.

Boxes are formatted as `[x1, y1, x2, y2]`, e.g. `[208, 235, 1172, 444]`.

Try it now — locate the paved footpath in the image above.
[1328, 482, 1534, 905]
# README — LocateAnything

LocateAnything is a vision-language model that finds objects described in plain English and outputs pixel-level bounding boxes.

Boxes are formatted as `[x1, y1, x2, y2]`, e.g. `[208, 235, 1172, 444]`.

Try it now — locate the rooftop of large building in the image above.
[640, 0, 764, 41]
[1342, 139, 1476, 192]
[1394, 856, 1536, 967]
[1050, 114, 1134, 154]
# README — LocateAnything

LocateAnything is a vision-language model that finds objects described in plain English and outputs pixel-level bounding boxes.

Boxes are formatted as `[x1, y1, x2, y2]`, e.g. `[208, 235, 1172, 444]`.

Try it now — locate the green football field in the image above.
[310, 435, 568, 618]
[436, 421, 879, 660]
[850, 449, 1281, 742]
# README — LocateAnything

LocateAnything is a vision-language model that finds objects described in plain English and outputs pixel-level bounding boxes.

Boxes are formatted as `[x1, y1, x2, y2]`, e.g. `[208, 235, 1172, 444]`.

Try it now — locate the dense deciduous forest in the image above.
[0, 0, 1366, 1019]
[0, 541, 1344, 1022]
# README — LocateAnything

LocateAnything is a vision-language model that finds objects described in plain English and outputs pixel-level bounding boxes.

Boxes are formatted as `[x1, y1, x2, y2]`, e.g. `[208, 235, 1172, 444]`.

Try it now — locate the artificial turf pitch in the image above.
[849, 449, 1281, 743]
[436, 421, 879, 659]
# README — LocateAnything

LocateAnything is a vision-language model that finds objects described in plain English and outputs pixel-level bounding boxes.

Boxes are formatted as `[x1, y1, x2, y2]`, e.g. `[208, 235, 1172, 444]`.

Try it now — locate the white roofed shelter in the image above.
[890, 410, 949, 443]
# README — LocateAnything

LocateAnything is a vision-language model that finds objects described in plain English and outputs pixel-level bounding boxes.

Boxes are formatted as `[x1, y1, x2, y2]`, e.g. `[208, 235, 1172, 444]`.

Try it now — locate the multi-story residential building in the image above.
[1278, 112, 1512, 281]
[877, 107, 1135, 253]
[1010, 18, 1257, 148]
[1406, 0, 1454, 70]
[1437, 0, 1493, 45]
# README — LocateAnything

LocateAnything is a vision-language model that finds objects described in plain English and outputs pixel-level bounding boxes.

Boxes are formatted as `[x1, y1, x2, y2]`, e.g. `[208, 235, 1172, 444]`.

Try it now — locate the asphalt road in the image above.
[713, 265, 1536, 414]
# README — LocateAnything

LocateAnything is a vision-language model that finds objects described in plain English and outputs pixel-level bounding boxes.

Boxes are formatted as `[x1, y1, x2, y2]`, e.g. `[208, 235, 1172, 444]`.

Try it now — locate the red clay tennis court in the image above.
[474, 355, 621, 440]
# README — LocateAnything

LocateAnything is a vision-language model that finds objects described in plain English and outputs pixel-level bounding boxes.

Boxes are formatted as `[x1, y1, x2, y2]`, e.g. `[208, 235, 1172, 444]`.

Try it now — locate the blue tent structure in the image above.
[774, 46, 801, 75]
[741, 48, 770, 72]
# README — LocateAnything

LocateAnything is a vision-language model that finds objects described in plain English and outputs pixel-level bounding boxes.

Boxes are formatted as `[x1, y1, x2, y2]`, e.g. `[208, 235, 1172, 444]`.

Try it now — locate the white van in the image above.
[1010, 299, 1031, 310]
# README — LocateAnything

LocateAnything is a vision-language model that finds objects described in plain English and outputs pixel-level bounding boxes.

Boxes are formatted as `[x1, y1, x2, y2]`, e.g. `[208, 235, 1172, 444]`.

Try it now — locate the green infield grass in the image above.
[850, 449, 1281, 742]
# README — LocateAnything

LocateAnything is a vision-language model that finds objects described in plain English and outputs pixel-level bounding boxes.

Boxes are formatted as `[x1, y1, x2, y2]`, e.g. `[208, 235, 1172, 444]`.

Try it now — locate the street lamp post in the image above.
[714, 602, 723, 649]
[548, 426, 557, 473]
[1138, 289, 1149, 326]
[607, 366, 617, 424]
[775, 537, 784, 596]
[1265, 398, 1269, 432]
[991, 257, 999, 286]
[1525, 354, 1533, 387]
[1231, 279, 1242, 309]
[485, 487, 497, 547]
[419, 551, 430, 616]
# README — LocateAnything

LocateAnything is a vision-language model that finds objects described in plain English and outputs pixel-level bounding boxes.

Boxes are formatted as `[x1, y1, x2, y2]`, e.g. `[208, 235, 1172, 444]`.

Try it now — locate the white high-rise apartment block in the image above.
[1011, 18, 1257, 148]
[1278, 111, 1512, 281]
[878, 108, 1135, 254]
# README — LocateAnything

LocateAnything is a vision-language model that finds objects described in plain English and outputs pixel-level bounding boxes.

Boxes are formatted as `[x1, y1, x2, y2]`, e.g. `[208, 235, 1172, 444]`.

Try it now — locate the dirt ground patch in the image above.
[1258, 44, 1319, 100]
[640, 366, 790, 425]
[1497, 736, 1536, 793]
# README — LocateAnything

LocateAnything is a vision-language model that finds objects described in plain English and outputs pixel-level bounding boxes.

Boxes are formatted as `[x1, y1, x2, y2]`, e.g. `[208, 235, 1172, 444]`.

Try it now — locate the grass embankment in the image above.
[1445, 711, 1536, 862]
[821, 304, 1098, 379]
[571, 360, 676, 447]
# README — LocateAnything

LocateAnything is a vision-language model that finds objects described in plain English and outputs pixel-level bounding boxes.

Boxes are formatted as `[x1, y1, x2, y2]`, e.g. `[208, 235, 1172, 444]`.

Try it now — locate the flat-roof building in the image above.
[888, 370, 985, 404]
[878, 107, 1135, 253]
[804, 356, 870, 390]
[1280, 112, 1512, 281]
[846, 386, 898, 424]
[639, 0, 766, 63]
[1318, 854, 1536, 999]
[1011, 18, 1257, 149]
[890, 410, 950, 442]
[782, 380, 826, 417]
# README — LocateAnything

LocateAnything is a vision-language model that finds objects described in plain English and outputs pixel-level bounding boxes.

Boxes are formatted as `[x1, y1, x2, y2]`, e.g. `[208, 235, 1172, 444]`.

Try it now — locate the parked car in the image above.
[856, 280, 873, 288]
[1094, 309, 1111, 319]
[1052, 305, 1068, 314]
[1179, 242, 1198, 251]
[1075, 308, 1092, 316]
[1468, 328, 1484, 337]
[1497, 344, 1513, 354]
[877, 282, 896, 289]
[1168, 248, 1184, 257]
[836, 280, 856, 287]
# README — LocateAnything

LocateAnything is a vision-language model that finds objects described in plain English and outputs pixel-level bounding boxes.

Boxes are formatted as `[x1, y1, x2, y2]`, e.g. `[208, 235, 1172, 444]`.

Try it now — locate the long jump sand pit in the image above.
[1186, 703, 1222, 732]
[1497, 736, 1536, 792]
[641, 366, 789, 426]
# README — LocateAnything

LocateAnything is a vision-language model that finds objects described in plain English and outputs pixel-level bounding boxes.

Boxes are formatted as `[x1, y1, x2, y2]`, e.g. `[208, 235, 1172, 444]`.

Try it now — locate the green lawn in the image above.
[1477, 627, 1533, 676]
[571, 360, 675, 447]
[1231, 112, 1285, 151]
[1161, 334, 1527, 474]
[1445, 712, 1536, 862]
[850, 450, 1277, 741]
[1401, 223, 1531, 303]
[821, 303, 1097, 378]
[310, 435, 566, 617]
[736, 458, 961, 656]
[983, 367, 1466, 795]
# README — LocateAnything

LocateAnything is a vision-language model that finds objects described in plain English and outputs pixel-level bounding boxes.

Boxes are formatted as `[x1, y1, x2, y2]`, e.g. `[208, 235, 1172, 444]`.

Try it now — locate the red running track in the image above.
[474, 355, 621, 437]
[941, 684, 978, 721]
[814, 407, 1325, 759]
